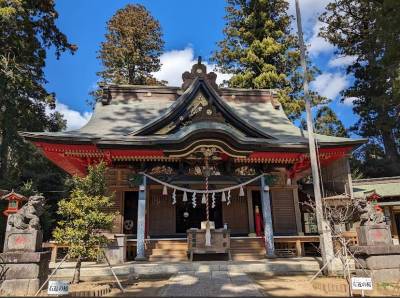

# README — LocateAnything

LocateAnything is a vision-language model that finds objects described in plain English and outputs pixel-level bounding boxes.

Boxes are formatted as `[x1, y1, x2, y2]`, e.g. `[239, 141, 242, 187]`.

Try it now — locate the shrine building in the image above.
[21, 61, 365, 261]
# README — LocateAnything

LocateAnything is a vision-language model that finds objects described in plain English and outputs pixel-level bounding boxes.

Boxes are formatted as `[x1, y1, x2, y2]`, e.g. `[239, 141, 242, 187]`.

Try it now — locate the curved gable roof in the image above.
[132, 77, 275, 139]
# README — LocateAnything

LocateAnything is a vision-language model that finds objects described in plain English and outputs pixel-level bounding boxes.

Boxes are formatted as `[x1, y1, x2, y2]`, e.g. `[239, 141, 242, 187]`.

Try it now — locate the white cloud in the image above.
[47, 101, 92, 131]
[307, 21, 334, 56]
[311, 72, 349, 99]
[328, 55, 357, 67]
[153, 47, 232, 87]
[288, 0, 331, 24]
[287, 1, 334, 56]
[343, 97, 358, 106]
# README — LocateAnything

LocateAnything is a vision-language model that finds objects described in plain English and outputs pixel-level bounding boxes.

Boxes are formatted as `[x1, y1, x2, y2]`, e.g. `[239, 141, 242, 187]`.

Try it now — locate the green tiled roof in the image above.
[353, 177, 400, 198]
[20, 77, 366, 148]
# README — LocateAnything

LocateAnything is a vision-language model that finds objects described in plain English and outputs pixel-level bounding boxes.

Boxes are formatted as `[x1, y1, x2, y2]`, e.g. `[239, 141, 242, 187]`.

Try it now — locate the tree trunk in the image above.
[72, 256, 82, 284]
[0, 104, 11, 180]
[381, 129, 399, 162]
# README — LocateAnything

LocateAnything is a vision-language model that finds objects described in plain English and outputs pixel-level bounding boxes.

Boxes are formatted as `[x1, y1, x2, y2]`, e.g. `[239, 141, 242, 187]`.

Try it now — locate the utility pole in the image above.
[295, 0, 335, 275]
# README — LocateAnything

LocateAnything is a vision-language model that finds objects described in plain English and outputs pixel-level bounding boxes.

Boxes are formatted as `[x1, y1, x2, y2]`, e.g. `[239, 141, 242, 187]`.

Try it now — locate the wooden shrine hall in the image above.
[22, 61, 364, 261]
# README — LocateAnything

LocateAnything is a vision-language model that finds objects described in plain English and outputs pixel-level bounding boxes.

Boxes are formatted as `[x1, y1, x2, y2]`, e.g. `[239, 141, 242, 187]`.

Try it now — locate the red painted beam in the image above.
[249, 152, 302, 159]
[288, 146, 354, 178]
[40, 150, 88, 177]
[107, 149, 164, 157]
[32, 142, 166, 176]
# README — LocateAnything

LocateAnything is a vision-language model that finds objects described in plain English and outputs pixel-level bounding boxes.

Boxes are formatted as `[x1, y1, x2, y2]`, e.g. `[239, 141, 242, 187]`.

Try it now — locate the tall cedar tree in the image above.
[213, 0, 326, 120]
[98, 4, 164, 85]
[0, 0, 76, 188]
[320, 0, 400, 176]
[53, 162, 115, 284]
[301, 106, 348, 138]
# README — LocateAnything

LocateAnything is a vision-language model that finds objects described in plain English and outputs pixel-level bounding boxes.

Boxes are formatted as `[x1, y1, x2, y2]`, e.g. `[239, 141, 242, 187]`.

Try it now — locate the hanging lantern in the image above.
[239, 185, 245, 197]
[192, 192, 197, 208]
[221, 192, 226, 202]
[162, 185, 168, 196]
[182, 191, 188, 202]
[172, 189, 177, 205]
[201, 193, 207, 204]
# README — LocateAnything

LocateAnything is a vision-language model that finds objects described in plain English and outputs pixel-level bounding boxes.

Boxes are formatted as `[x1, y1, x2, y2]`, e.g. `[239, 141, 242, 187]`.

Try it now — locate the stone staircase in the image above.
[142, 238, 266, 262]
[230, 238, 266, 261]
[147, 240, 188, 262]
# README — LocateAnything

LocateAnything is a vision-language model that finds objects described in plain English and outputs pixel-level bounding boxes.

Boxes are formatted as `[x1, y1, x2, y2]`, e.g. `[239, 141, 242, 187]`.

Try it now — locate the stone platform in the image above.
[0, 251, 50, 296]
[352, 245, 400, 283]
[48, 257, 346, 281]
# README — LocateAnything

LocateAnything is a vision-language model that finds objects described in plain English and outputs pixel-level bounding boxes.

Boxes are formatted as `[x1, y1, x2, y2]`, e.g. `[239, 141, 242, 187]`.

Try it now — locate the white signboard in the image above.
[48, 280, 69, 295]
[351, 277, 373, 290]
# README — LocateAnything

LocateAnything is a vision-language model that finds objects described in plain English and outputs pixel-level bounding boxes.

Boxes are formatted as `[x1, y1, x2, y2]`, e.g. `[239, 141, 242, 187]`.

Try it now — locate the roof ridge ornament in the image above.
[182, 59, 218, 91]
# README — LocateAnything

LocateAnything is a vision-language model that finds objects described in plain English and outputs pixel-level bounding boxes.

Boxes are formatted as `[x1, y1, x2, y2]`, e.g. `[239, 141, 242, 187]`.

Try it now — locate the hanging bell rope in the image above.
[142, 173, 264, 194]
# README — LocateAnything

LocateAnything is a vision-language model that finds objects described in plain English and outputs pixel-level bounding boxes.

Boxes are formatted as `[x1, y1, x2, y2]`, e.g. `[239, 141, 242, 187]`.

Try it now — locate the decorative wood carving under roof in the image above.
[132, 75, 275, 139]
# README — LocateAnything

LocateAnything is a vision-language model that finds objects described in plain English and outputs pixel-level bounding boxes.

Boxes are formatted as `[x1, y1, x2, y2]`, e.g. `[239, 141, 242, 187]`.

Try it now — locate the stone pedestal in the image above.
[356, 225, 392, 246]
[351, 245, 400, 283]
[3, 229, 43, 252]
[352, 224, 399, 283]
[0, 251, 50, 296]
[105, 234, 127, 264]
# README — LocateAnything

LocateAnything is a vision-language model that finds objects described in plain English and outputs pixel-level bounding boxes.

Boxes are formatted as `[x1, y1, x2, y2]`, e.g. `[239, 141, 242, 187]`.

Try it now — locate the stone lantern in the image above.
[1, 191, 27, 216]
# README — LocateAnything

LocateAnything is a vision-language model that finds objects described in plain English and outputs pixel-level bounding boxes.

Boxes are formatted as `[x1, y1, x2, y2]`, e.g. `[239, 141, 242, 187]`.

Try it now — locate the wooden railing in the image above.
[42, 242, 69, 263]
[274, 235, 320, 257]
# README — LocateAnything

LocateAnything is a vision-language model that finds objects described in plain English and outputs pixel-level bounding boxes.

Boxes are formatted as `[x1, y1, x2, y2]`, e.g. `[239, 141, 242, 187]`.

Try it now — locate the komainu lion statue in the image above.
[355, 197, 385, 226]
[7, 195, 45, 231]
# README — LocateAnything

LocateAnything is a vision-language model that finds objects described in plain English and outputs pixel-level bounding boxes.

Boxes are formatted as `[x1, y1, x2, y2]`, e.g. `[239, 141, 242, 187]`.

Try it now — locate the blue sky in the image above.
[45, 0, 357, 131]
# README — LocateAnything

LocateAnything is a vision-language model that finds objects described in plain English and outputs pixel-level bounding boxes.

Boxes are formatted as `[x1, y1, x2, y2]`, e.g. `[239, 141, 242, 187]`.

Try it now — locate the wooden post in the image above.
[247, 188, 255, 235]
[51, 245, 58, 263]
[260, 176, 275, 257]
[295, 0, 334, 274]
[295, 240, 302, 257]
[135, 175, 147, 261]
[292, 187, 303, 235]
[345, 157, 354, 198]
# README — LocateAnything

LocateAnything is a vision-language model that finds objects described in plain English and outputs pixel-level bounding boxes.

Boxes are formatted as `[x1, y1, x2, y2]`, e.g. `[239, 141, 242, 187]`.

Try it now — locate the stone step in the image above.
[231, 244, 265, 249]
[231, 240, 264, 245]
[150, 249, 188, 256]
[231, 253, 266, 261]
[231, 243, 264, 247]
[230, 248, 266, 254]
[149, 256, 189, 262]
[154, 243, 187, 249]
[151, 240, 186, 244]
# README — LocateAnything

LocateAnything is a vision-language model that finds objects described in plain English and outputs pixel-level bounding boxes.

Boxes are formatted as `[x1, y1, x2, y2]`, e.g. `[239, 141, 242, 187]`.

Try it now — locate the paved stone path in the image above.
[160, 271, 263, 297]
